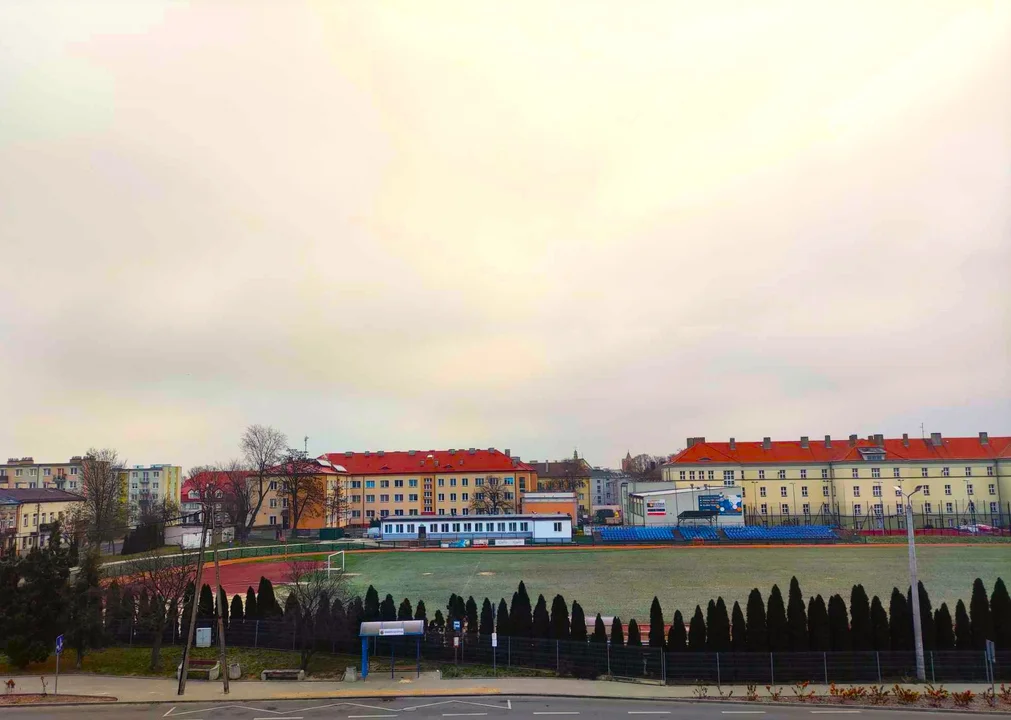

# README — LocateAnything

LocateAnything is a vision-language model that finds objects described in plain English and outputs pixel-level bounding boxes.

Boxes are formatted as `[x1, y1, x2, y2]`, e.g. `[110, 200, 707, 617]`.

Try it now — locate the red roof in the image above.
[319, 449, 533, 475]
[181, 470, 255, 502]
[669, 435, 1011, 465]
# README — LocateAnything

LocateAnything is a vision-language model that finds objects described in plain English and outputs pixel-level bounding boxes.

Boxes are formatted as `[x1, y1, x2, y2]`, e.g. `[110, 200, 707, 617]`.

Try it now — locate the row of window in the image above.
[756, 501, 1001, 515]
[1, 466, 81, 478]
[753, 483, 997, 499]
[681, 466, 998, 481]
[21, 510, 66, 527]
[384, 520, 535, 534]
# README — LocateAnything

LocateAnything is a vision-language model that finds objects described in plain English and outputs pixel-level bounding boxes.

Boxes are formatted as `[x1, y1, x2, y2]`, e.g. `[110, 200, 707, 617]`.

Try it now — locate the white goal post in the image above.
[327, 551, 345, 575]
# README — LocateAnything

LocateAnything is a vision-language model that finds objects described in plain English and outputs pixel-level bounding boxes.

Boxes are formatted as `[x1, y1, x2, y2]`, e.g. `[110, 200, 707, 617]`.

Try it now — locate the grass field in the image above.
[341, 545, 1008, 621]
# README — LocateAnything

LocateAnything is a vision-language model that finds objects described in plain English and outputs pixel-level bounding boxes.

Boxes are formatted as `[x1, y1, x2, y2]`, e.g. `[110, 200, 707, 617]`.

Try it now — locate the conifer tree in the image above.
[627, 618, 642, 646]
[415, 599, 428, 624]
[688, 605, 706, 651]
[480, 598, 494, 636]
[511, 582, 533, 637]
[592, 613, 608, 643]
[496, 599, 509, 636]
[533, 594, 550, 639]
[970, 578, 993, 650]
[245, 586, 258, 620]
[668, 610, 687, 651]
[259, 577, 281, 618]
[827, 594, 850, 651]
[398, 598, 414, 621]
[990, 578, 1011, 649]
[766, 584, 788, 652]
[731, 601, 747, 651]
[610, 616, 624, 646]
[889, 588, 912, 651]
[787, 577, 808, 651]
[708, 598, 730, 651]
[198, 584, 214, 621]
[745, 588, 767, 652]
[849, 584, 871, 650]
[870, 596, 890, 650]
[648, 597, 665, 648]
[549, 594, 570, 640]
[955, 599, 971, 649]
[570, 601, 587, 643]
[231, 594, 244, 624]
[807, 595, 830, 650]
[465, 596, 479, 633]
[934, 603, 954, 650]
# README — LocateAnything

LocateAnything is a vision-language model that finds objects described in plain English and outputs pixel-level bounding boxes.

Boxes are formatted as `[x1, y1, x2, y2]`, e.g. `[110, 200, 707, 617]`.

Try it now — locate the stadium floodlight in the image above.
[894, 484, 925, 681]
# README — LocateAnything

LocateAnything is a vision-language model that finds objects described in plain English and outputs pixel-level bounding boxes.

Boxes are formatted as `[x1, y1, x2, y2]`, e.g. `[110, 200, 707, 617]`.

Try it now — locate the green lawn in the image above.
[342, 545, 1008, 621]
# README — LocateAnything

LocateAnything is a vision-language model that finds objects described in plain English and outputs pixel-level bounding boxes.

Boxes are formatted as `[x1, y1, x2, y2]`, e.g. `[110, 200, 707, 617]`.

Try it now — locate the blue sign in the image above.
[55, 635, 64, 654]
[453, 620, 461, 631]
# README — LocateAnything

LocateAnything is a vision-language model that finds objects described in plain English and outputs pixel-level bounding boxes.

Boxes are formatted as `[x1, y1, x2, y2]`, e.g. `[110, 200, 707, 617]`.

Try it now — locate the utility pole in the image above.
[898, 485, 926, 681]
[212, 503, 230, 694]
[177, 505, 210, 696]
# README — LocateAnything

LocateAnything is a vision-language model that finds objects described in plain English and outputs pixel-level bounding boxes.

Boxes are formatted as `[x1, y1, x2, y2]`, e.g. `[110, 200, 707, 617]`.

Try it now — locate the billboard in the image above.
[494, 538, 525, 546]
[699, 493, 743, 515]
[646, 499, 667, 516]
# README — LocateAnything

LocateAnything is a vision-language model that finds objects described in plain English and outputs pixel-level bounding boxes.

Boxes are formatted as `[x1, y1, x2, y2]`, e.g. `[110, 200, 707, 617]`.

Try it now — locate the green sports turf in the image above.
[341, 545, 1008, 622]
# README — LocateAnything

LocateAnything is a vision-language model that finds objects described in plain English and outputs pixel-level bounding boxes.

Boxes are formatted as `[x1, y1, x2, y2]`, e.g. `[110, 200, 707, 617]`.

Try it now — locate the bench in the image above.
[260, 668, 305, 681]
[177, 659, 220, 681]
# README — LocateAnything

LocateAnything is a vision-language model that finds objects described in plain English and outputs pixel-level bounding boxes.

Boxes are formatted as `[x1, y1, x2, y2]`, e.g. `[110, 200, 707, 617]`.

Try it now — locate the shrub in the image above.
[791, 681, 815, 702]
[868, 685, 890, 705]
[765, 686, 783, 701]
[893, 685, 921, 704]
[924, 684, 949, 708]
[952, 690, 975, 708]
[745, 684, 758, 702]
[999, 683, 1011, 705]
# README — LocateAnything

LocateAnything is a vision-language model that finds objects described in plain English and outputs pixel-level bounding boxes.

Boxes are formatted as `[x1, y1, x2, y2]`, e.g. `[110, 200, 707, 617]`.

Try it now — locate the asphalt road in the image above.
[2, 697, 1002, 720]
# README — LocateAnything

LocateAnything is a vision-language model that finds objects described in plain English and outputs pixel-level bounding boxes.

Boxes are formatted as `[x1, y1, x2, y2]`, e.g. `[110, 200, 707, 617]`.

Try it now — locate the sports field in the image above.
[335, 545, 1007, 621]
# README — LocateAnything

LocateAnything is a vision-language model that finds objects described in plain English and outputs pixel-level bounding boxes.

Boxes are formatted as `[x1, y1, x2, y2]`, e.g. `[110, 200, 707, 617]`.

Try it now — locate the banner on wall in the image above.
[699, 493, 743, 514]
[646, 499, 666, 516]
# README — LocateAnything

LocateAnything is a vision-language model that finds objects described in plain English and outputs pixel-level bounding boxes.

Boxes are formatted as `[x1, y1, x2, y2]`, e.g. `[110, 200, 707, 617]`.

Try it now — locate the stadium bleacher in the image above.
[598, 526, 677, 542]
[722, 525, 839, 541]
[678, 525, 720, 541]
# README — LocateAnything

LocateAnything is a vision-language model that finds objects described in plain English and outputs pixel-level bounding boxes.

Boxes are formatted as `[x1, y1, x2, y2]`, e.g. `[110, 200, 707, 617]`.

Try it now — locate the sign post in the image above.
[54, 634, 64, 695]
[491, 632, 498, 676]
[986, 639, 996, 691]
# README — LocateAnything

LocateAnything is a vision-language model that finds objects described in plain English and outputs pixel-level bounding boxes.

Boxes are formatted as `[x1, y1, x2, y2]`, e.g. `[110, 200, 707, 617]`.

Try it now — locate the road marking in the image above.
[348, 716, 399, 719]
[628, 713, 671, 715]
[442, 714, 488, 717]
[722, 712, 766, 715]
[163, 708, 176, 718]
[402, 700, 506, 711]
[810, 712, 862, 715]
[533, 713, 580, 716]
[254, 717, 302, 720]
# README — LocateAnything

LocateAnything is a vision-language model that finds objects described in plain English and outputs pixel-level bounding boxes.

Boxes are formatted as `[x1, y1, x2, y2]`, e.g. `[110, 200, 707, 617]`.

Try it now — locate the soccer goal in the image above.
[327, 551, 345, 576]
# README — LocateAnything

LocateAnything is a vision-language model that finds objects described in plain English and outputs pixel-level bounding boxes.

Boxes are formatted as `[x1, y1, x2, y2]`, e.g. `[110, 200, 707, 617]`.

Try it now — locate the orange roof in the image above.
[669, 435, 1011, 465]
[319, 449, 532, 476]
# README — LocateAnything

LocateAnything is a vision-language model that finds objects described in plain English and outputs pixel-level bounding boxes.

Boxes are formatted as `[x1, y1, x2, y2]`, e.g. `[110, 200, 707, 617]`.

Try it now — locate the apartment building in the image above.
[0, 456, 85, 491]
[0, 488, 84, 552]
[319, 448, 536, 526]
[526, 456, 592, 518]
[124, 463, 182, 519]
[664, 432, 1010, 528]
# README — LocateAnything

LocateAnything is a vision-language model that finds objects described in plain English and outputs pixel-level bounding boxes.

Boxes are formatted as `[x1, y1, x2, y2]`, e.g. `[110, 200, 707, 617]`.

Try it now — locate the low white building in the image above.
[379, 513, 572, 544]
[626, 485, 745, 527]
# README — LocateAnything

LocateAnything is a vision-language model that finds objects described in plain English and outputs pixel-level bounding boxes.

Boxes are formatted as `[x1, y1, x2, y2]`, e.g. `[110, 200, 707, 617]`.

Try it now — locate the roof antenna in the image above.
[304, 435, 309, 453]
[919, 423, 925, 439]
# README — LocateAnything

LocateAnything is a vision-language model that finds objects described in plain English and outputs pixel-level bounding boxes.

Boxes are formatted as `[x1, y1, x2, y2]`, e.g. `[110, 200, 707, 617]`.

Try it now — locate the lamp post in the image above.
[896, 485, 925, 681]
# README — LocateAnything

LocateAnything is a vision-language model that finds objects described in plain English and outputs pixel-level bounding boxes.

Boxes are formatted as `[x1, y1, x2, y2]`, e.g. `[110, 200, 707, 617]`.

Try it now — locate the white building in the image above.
[379, 513, 572, 544]
[626, 485, 745, 527]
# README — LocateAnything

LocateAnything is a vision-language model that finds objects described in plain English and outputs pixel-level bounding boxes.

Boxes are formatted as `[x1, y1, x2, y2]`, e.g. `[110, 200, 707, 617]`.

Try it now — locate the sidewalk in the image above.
[5, 674, 1003, 705]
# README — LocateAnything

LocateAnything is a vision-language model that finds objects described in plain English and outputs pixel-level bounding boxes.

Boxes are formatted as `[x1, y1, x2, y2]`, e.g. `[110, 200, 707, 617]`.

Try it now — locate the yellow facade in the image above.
[0, 491, 85, 552]
[664, 436, 1009, 529]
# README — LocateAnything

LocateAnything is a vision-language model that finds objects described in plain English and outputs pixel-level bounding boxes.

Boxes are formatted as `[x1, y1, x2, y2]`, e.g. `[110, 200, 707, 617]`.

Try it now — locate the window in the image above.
[851, 469, 859, 479]
[801, 486, 809, 497]
[760, 503, 767, 515]
[438, 493, 445, 501]
[965, 467, 972, 477]
[853, 504, 862, 516]
[408, 523, 416, 532]
[945, 502, 953, 513]
[871, 468, 880, 478]
[872, 486, 882, 497]
[707, 470, 714, 481]
[23, 515, 27, 527]
[891, 468, 900, 478]
[70, 467, 78, 475]
[380, 494, 390, 502]
[43, 468, 51, 476]
[281, 498, 288, 508]
[475, 477, 485, 486]
[942, 467, 950, 477]
[944, 484, 952, 495]
[497, 522, 506, 532]
[366, 494, 375, 503]
[269, 480, 278, 490]
[269, 515, 276, 525]
[822, 486, 829, 497]
[351, 495, 361, 503]
[381, 480, 390, 488]
[438, 479, 445, 487]
[821, 468, 829, 479]
[759, 470, 766, 480]
[967, 484, 974, 496]
[450, 478, 457, 487]
[759, 487, 766, 497]
[873, 504, 883, 516]
[553, 522, 562, 532]
[822, 502, 830, 513]
[922, 486, 930, 496]
[679, 471, 686, 480]
[778, 470, 786, 480]
[800, 469, 807, 479]
[923, 502, 932, 514]
[895, 487, 902, 497]
[987, 466, 994, 476]
[365, 480, 375, 488]
[921, 468, 928, 477]
[853, 486, 861, 497]
[989, 484, 996, 495]
[381, 509, 390, 517]
[14, 469, 21, 477]
[441, 523, 450, 532]
[450, 493, 457, 502]
[781, 503, 790, 514]
[395, 509, 404, 517]
[410, 479, 418, 487]
[366, 510, 375, 518]
[409, 493, 418, 502]
[780, 486, 788, 497]
[991, 502, 999, 513]
[802, 503, 810, 514]
[509, 522, 517, 532]
[896, 502, 903, 514]
[520, 522, 529, 531]
[505, 477, 515, 485]
[153, 471, 160, 478]
[394, 494, 404, 502]
[132, 482, 138, 489]
[723, 470, 734, 481]
[395, 480, 404, 487]
[450, 508, 457, 516]
[269, 498, 277, 508]
[462, 478, 468, 486]
[396, 523, 405, 533]
[462, 493, 469, 501]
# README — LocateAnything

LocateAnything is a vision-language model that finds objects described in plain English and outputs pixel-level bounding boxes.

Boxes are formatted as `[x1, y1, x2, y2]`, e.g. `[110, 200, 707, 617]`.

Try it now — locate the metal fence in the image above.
[746, 506, 1009, 535]
[114, 620, 1009, 685]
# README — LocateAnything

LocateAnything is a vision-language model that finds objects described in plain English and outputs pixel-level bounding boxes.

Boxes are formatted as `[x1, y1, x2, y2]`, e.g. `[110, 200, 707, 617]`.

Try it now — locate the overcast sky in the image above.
[1, 1, 1009, 473]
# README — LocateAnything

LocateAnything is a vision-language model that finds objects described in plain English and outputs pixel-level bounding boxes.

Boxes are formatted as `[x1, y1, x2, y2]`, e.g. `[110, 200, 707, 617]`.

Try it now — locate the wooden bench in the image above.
[177, 659, 220, 681]
[260, 668, 305, 681]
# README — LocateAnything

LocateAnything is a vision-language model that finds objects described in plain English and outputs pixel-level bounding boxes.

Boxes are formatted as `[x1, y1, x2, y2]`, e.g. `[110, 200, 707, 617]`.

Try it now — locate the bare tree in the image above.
[274, 449, 326, 532]
[210, 460, 254, 538]
[469, 476, 516, 515]
[241, 425, 287, 536]
[75, 448, 128, 550]
[284, 559, 350, 670]
[129, 548, 198, 671]
[623, 453, 668, 482]
[323, 474, 349, 528]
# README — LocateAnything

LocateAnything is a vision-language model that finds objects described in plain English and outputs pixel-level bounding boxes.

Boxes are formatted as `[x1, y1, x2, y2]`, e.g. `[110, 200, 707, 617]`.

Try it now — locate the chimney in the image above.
[408, 450, 416, 456]
[902, 433, 910, 448]
[729, 438, 736, 451]
[488, 447, 495, 453]
[449, 449, 456, 454]
[469, 448, 476, 455]
[762, 437, 771, 451]
[378, 450, 385, 457]
[979, 432, 989, 445]
[687, 437, 696, 448]
[800, 436, 809, 449]
[849, 434, 858, 447]
[505, 448, 511, 458]
[824, 435, 832, 449]
[344, 451, 353, 458]
[874, 434, 884, 447]
[930, 432, 943, 447]
[364, 450, 371, 457]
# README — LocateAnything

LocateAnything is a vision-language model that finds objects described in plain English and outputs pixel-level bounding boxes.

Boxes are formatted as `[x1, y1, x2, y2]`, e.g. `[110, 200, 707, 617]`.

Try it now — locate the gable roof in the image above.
[319, 449, 532, 476]
[526, 458, 593, 479]
[669, 435, 1011, 465]
[0, 488, 83, 504]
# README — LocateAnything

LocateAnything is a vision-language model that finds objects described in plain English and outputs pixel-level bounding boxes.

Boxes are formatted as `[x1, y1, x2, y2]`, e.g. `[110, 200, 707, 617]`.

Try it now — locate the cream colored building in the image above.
[664, 432, 1010, 529]
[0, 488, 84, 552]
[0, 456, 85, 492]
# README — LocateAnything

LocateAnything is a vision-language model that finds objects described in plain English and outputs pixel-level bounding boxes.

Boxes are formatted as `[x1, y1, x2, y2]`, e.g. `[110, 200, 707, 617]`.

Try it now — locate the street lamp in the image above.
[896, 485, 925, 681]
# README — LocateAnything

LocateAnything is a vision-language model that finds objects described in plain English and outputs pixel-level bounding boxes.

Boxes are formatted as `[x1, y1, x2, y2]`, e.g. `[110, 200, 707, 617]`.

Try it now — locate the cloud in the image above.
[1, 0, 1009, 470]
